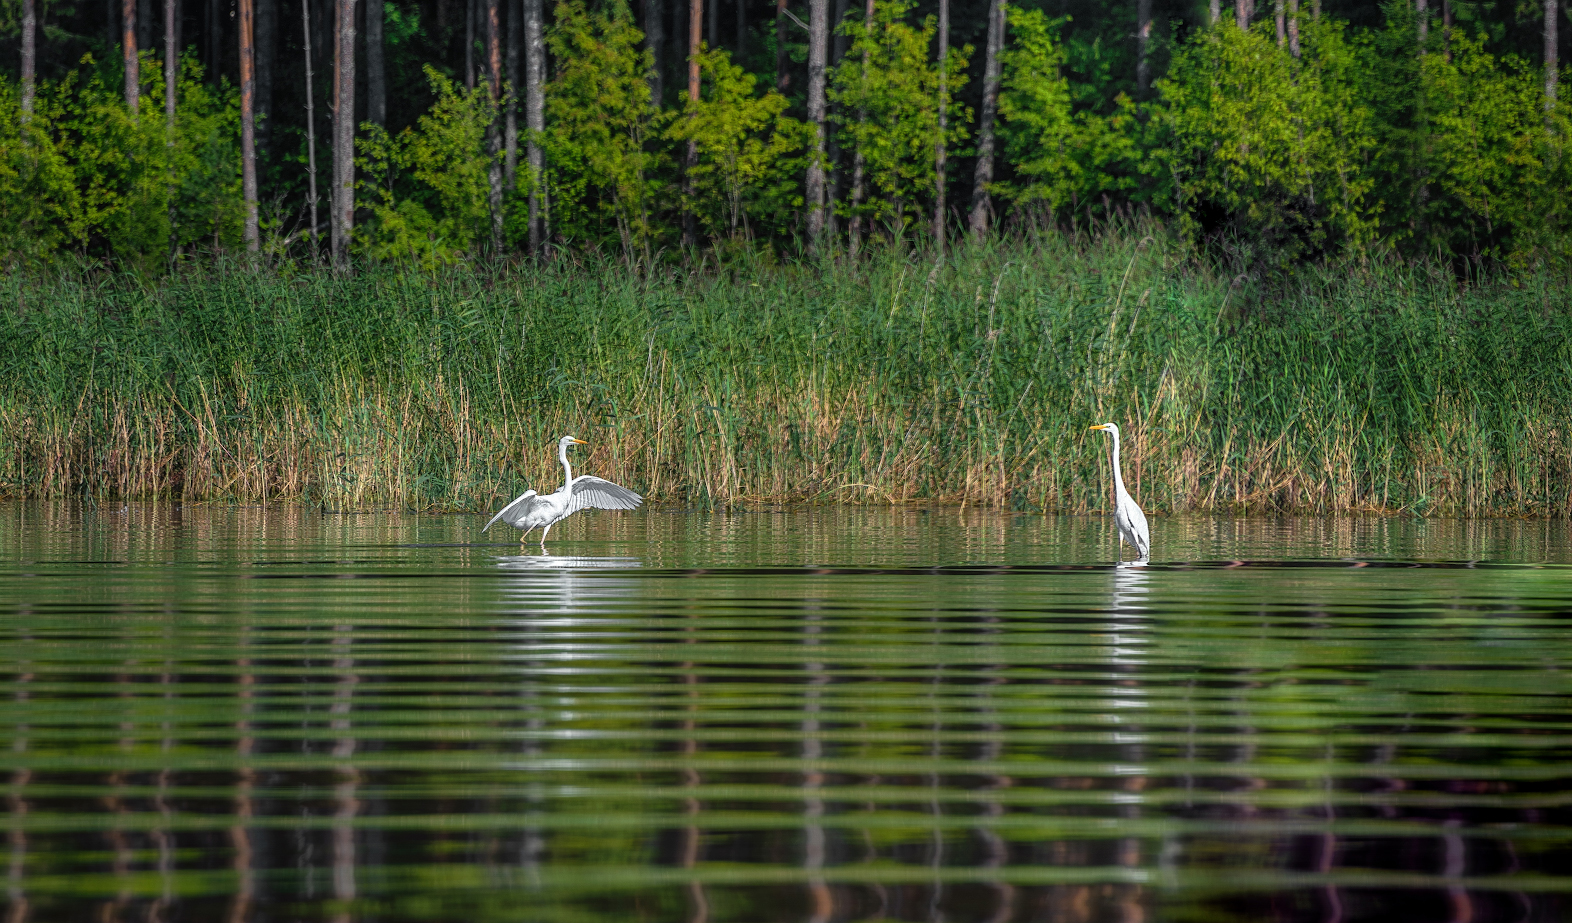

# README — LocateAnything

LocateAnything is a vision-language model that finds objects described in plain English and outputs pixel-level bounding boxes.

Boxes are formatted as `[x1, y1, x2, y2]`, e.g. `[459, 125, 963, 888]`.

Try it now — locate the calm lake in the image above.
[1, 503, 1570, 922]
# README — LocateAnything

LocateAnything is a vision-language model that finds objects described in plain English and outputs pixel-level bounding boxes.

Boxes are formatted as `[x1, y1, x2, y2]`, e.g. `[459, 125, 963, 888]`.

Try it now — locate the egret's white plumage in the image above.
[483, 435, 643, 547]
[1089, 423, 1150, 563]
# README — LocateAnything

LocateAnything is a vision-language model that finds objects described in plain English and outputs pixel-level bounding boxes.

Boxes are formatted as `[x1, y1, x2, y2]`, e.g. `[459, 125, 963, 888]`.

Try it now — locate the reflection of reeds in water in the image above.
[5, 238, 1572, 515]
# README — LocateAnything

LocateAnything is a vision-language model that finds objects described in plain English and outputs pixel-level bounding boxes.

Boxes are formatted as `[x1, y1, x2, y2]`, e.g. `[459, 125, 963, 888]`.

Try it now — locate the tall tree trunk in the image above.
[524, 0, 544, 252]
[1274, 0, 1283, 45]
[824, 0, 847, 236]
[257, 0, 275, 155]
[1416, 0, 1427, 54]
[303, 0, 320, 257]
[1547, 0, 1559, 117]
[505, 0, 520, 189]
[1136, 0, 1151, 94]
[165, 0, 177, 130]
[968, 0, 1002, 241]
[125, 0, 141, 116]
[20, 0, 35, 116]
[332, 0, 357, 269]
[365, 0, 384, 124]
[775, 0, 788, 91]
[848, 0, 872, 256]
[485, 0, 503, 255]
[241, 0, 259, 252]
[1235, 0, 1248, 30]
[465, 0, 475, 88]
[643, 0, 664, 104]
[1287, 0, 1299, 57]
[804, 0, 828, 244]
[1209, 0, 1219, 26]
[683, 0, 701, 247]
[932, 0, 947, 252]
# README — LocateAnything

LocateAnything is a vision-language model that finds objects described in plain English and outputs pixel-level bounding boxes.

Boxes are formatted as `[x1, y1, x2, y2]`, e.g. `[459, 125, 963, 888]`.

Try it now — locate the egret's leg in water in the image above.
[539, 522, 553, 548]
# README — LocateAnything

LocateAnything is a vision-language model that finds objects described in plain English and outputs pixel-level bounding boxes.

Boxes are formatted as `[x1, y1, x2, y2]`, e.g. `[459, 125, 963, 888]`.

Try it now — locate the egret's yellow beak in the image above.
[570, 438, 589, 445]
[1088, 424, 1106, 431]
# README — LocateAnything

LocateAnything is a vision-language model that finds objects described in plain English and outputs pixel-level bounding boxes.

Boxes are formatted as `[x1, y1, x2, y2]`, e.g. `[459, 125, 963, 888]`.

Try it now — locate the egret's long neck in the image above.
[1109, 431, 1128, 498]
[559, 443, 574, 491]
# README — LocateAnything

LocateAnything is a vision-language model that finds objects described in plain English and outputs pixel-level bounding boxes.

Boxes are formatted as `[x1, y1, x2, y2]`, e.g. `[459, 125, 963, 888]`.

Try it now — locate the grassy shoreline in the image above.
[3, 231, 1571, 516]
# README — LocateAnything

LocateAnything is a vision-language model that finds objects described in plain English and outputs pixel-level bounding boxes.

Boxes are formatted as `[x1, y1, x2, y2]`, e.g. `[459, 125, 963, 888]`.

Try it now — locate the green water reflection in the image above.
[1, 504, 1570, 922]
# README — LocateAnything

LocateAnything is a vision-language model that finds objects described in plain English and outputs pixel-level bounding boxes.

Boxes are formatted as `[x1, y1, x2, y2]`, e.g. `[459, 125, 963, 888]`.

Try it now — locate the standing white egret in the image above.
[1089, 423, 1150, 563]
[483, 435, 643, 548]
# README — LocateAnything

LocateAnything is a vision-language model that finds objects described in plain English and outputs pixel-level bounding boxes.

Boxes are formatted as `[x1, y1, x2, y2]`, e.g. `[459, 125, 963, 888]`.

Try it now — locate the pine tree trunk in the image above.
[241, 0, 260, 252]
[20, 0, 35, 116]
[1547, 0, 1559, 117]
[804, 0, 828, 244]
[257, 0, 275, 154]
[485, 0, 503, 255]
[1287, 0, 1299, 56]
[848, 0, 872, 256]
[125, 0, 141, 116]
[1274, 0, 1283, 46]
[775, 0, 788, 91]
[505, 0, 520, 190]
[1137, 0, 1151, 93]
[932, 0, 947, 253]
[683, 0, 701, 247]
[303, 0, 321, 257]
[1235, 0, 1248, 30]
[331, 0, 357, 269]
[1416, 0, 1427, 53]
[524, 0, 545, 253]
[968, 0, 1002, 240]
[1209, 0, 1219, 26]
[643, 0, 664, 104]
[366, 0, 384, 124]
[165, 0, 177, 131]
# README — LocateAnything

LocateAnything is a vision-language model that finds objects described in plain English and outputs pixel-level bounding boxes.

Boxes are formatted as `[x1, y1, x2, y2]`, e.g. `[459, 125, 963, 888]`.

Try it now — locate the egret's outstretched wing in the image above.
[483, 489, 542, 533]
[567, 476, 643, 515]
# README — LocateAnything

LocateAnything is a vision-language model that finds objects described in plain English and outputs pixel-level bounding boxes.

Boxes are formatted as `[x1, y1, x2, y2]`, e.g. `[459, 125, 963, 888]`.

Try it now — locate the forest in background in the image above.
[0, 0, 1568, 271]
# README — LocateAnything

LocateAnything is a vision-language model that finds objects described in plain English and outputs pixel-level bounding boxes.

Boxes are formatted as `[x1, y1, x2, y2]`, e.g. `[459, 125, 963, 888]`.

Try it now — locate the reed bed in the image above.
[3, 231, 1570, 515]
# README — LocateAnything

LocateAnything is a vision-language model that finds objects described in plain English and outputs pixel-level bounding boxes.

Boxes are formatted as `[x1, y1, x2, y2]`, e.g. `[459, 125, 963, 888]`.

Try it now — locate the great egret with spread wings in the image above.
[483, 435, 643, 548]
[1089, 423, 1150, 564]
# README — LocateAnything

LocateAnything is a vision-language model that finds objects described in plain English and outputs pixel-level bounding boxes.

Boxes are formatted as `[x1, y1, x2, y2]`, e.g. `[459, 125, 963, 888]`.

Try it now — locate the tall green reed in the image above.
[2, 230, 1569, 515]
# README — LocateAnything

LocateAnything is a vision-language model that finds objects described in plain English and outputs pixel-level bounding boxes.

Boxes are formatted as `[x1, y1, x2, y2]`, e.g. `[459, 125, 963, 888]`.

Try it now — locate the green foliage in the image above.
[830, 0, 970, 231]
[544, 0, 668, 259]
[1157, 18, 1377, 261]
[0, 52, 242, 270]
[665, 47, 811, 240]
[356, 66, 496, 268]
[994, 6, 1148, 215]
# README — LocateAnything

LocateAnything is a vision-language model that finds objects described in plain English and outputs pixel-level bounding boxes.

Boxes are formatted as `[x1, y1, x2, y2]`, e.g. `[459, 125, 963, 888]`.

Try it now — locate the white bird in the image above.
[483, 435, 643, 548]
[1089, 423, 1150, 563]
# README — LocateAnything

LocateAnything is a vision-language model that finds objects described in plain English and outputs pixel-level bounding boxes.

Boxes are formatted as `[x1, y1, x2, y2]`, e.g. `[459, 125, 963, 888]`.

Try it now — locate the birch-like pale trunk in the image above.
[331, 0, 357, 268]
[505, 0, 520, 189]
[1288, 0, 1300, 57]
[524, 0, 545, 252]
[968, 0, 1003, 240]
[1547, 0, 1559, 118]
[303, 0, 320, 256]
[1235, 0, 1248, 30]
[804, 0, 829, 243]
[20, 0, 35, 117]
[485, 0, 504, 254]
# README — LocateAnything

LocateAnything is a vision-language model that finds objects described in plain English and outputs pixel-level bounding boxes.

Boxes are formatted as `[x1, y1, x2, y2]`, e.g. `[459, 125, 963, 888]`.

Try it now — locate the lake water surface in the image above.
[1, 504, 1571, 922]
